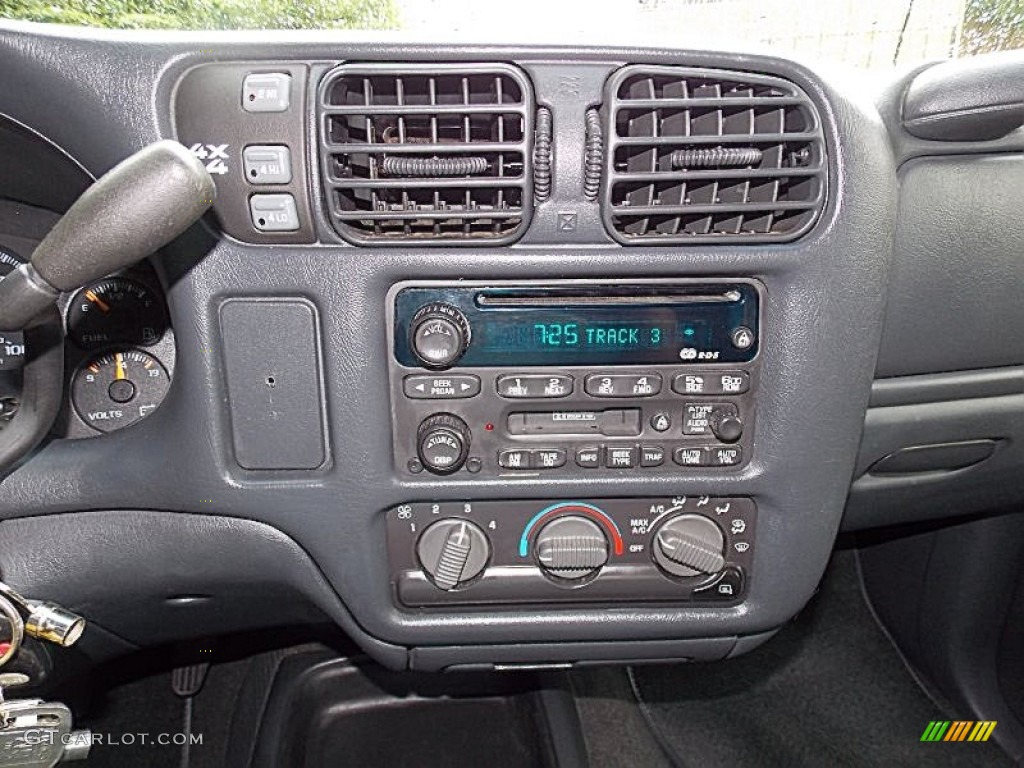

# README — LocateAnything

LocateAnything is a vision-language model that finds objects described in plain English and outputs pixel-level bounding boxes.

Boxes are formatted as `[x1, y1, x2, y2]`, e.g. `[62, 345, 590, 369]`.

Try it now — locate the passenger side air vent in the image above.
[318, 63, 534, 245]
[604, 65, 826, 244]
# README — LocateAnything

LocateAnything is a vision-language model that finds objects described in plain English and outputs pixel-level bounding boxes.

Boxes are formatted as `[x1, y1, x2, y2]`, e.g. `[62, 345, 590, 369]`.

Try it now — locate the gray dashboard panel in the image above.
[847, 55, 1024, 532]
[0, 25, 895, 667]
[875, 153, 1024, 377]
[0, 509, 405, 665]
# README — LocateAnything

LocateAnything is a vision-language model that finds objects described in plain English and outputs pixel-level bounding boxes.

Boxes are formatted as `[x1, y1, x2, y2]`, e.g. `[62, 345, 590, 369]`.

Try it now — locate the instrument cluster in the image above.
[0, 243, 174, 440]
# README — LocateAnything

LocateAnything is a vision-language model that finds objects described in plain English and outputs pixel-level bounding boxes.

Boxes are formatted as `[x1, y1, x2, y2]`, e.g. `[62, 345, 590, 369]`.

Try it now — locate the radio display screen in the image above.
[393, 283, 760, 367]
[478, 317, 711, 356]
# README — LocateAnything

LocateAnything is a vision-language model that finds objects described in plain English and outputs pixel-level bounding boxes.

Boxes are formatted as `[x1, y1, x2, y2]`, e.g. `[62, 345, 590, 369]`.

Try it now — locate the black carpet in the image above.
[629, 549, 1012, 768]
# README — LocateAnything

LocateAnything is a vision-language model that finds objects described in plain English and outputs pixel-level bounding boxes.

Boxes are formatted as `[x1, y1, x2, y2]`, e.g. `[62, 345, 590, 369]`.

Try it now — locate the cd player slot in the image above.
[476, 289, 742, 308]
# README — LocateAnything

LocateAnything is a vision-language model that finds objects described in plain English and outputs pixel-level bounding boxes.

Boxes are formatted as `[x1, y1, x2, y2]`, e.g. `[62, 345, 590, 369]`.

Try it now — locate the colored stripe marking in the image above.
[921, 721, 950, 742]
[518, 502, 624, 558]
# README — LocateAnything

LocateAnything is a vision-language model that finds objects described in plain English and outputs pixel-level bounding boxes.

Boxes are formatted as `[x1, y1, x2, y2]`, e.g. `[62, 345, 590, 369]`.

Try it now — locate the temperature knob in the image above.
[534, 516, 609, 581]
[409, 302, 471, 370]
[652, 514, 725, 578]
[417, 413, 471, 474]
[417, 519, 490, 590]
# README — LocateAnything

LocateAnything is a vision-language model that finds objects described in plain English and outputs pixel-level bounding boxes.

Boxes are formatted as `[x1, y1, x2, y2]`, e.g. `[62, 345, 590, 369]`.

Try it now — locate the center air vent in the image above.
[604, 65, 827, 244]
[318, 63, 534, 245]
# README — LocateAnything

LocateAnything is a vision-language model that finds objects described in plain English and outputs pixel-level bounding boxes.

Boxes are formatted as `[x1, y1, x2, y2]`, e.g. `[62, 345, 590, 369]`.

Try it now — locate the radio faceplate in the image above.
[388, 280, 762, 478]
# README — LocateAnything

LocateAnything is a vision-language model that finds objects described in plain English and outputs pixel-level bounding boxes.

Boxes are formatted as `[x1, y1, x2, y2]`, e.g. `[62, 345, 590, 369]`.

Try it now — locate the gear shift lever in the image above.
[0, 140, 215, 331]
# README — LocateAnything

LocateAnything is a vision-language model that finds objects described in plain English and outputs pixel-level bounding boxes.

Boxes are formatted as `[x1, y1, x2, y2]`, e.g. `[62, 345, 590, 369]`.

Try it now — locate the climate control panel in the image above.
[387, 496, 756, 607]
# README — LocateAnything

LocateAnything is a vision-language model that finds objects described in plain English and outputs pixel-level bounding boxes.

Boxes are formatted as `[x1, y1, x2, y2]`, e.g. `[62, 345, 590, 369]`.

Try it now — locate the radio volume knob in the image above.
[417, 413, 471, 475]
[409, 302, 471, 370]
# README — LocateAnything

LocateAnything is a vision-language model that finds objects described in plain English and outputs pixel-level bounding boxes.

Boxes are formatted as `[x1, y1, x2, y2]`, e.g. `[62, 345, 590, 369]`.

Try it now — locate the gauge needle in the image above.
[115, 353, 126, 380]
[84, 289, 111, 313]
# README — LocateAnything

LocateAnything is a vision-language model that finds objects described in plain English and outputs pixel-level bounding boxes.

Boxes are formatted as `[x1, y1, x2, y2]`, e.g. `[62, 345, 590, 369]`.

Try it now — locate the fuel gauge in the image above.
[72, 350, 170, 432]
[67, 277, 168, 350]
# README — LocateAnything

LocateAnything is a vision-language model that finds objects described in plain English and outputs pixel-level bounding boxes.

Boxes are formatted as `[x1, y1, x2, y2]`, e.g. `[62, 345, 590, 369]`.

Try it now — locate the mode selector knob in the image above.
[652, 514, 726, 578]
[534, 516, 609, 581]
[417, 519, 490, 590]
[709, 405, 744, 443]
[417, 413, 471, 475]
[409, 302, 471, 370]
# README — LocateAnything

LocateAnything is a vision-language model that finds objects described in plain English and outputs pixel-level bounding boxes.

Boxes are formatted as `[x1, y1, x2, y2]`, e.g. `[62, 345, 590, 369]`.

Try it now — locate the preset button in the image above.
[672, 371, 750, 396]
[584, 373, 662, 398]
[496, 374, 573, 399]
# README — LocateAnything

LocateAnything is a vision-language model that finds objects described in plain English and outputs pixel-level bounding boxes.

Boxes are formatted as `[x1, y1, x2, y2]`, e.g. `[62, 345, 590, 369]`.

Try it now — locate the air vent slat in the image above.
[618, 96, 808, 109]
[615, 167, 821, 183]
[334, 176, 524, 190]
[323, 141, 527, 154]
[332, 210, 523, 221]
[318, 63, 534, 245]
[604, 65, 827, 244]
[614, 199, 822, 217]
[322, 103, 526, 116]
[615, 132, 821, 146]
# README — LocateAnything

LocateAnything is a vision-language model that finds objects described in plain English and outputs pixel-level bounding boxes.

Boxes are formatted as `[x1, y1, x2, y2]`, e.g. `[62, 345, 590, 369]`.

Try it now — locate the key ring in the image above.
[0, 594, 24, 671]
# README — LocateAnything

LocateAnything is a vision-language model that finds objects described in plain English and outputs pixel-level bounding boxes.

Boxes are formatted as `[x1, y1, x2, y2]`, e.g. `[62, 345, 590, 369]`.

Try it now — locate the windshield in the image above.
[0, 0, 1020, 69]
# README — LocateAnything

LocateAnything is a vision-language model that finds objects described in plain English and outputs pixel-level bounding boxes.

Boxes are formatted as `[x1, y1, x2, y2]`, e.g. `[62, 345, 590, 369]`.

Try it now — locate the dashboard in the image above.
[0, 24, 1021, 673]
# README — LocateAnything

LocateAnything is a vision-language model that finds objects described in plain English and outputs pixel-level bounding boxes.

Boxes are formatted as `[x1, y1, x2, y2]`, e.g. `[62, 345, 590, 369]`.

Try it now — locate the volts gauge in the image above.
[71, 350, 170, 432]
[66, 277, 168, 350]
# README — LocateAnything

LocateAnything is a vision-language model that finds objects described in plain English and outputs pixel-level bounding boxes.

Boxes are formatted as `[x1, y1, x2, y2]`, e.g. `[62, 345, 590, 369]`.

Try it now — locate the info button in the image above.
[404, 374, 481, 400]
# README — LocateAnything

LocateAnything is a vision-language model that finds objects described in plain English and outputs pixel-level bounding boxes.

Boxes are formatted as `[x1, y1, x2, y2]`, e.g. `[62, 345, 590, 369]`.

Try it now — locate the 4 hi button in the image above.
[243, 146, 292, 185]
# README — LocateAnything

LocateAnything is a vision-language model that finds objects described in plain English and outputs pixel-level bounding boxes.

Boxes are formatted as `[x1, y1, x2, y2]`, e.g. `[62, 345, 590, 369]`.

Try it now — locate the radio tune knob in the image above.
[652, 514, 726, 578]
[417, 519, 490, 590]
[417, 413, 471, 475]
[534, 515, 609, 581]
[409, 302, 471, 370]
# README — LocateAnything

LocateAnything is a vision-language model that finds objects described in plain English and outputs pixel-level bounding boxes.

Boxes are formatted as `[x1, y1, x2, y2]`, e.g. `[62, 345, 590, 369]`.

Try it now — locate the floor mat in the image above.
[630, 549, 1012, 768]
[68, 653, 254, 768]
